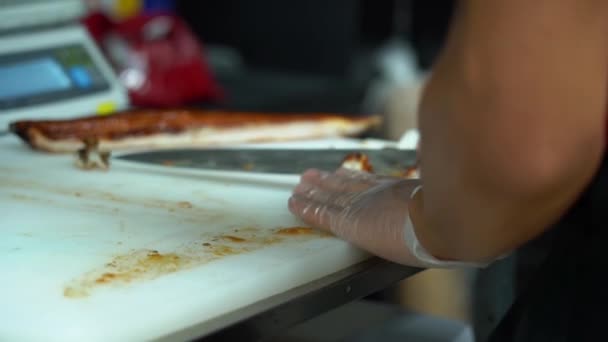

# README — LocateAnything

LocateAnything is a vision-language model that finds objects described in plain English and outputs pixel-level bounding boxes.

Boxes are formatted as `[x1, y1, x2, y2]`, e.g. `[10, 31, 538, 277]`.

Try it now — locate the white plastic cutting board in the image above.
[0, 136, 378, 342]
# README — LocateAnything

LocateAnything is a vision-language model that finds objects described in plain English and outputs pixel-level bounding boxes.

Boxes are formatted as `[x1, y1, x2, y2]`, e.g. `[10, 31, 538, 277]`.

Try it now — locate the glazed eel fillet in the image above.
[10, 109, 382, 153]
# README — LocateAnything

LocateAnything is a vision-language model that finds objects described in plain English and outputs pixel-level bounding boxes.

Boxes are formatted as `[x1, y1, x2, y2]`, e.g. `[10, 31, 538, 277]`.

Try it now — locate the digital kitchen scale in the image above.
[0, 1, 129, 129]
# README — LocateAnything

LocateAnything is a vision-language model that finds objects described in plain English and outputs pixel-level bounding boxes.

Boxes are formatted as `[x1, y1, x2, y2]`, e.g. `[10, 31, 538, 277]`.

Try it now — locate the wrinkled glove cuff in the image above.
[403, 186, 490, 268]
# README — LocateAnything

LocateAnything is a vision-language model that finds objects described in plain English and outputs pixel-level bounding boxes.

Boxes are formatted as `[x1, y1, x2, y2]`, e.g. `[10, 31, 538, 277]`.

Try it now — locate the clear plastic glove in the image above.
[288, 168, 422, 265]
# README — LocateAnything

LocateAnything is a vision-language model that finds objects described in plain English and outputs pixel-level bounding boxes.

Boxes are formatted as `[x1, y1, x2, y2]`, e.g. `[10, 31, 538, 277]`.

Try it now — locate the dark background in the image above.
[176, 0, 455, 114]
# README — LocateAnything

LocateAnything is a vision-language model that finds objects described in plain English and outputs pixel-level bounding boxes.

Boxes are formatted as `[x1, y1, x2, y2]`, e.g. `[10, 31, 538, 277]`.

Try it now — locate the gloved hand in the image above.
[288, 168, 422, 264]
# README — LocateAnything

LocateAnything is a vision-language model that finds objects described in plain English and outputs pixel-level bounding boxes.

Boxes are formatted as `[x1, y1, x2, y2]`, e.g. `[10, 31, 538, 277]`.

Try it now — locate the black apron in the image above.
[488, 155, 608, 341]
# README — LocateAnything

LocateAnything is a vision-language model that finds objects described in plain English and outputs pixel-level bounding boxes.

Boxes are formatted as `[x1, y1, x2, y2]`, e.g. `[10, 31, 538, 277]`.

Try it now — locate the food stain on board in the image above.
[10, 192, 55, 205]
[1, 177, 215, 213]
[64, 249, 194, 298]
[221, 235, 246, 243]
[276, 227, 314, 235]
[276, 227, 332, 237]
[177, 201, 193, 209]
[63, 226, 330, 298]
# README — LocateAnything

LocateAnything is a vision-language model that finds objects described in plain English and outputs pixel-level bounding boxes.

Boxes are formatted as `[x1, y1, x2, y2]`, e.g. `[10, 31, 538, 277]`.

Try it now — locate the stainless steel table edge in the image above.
[155, 258, 422, 341]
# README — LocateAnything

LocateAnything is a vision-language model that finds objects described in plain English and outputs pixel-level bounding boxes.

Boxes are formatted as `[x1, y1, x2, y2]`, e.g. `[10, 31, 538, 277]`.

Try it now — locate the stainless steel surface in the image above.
[157, 258, 421, 341]
[116, 148, 417, 175]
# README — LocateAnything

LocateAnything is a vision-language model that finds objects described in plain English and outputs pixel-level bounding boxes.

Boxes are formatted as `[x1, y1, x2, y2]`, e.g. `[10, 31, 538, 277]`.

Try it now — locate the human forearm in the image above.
[409, 0, 608, 262]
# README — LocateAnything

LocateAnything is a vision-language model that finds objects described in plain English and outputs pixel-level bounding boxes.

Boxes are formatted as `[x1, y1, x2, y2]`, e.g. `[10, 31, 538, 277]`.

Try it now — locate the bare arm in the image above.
[411, 0, 608, 262]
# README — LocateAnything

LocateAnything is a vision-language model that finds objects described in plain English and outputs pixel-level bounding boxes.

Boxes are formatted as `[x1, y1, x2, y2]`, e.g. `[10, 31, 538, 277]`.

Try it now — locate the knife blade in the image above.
[114, 148, 416, 175]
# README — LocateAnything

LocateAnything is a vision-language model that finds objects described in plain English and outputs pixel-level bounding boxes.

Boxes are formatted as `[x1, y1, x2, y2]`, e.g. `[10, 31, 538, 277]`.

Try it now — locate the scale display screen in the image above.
[0, 58, 71, 101]
[0, 44, 110, 109]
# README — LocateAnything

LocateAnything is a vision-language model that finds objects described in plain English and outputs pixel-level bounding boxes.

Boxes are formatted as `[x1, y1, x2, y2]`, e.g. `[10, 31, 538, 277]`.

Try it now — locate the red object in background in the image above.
[82, 12, 223, 107]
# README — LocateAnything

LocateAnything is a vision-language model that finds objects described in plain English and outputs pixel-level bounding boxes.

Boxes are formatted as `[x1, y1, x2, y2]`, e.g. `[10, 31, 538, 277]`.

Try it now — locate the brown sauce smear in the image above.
[221, 235, 246, 243]
[177, 201, 193, 209]
[276, 227, 327, 236]
[63, 226, 329, 298]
